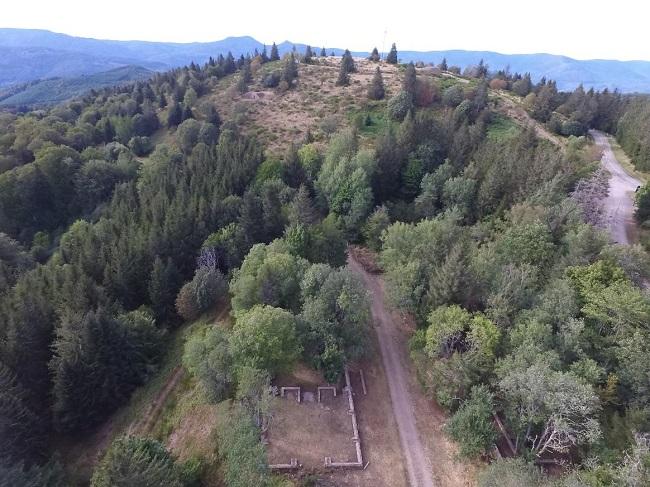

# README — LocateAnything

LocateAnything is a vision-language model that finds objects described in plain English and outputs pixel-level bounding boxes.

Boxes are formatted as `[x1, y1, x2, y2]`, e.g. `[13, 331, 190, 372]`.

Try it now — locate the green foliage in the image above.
[230, 305, 301, 376]
[175, 266, 227, 321]
[183, 325, 233, 402]
[0, 362, 45, 462]
[299, 265, 371, 382]
[229, 241, 309, 314]
[446, 385, 497, 458]
[362, 205, 391, 251]
[367, 67, 385, 100]
[478, 458, 543, 487]
[386, 43, 398, 64]
[387, 90, 414, 121]
[218, 407, 270, 487]
[636, 184, 650, 222]
[91, 436, 187, 487]
[50, 308, 162, 432]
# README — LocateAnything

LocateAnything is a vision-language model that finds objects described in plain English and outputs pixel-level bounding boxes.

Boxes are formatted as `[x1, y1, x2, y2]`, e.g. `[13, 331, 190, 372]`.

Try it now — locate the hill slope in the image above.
[0, 65, 154, 106]
[2, 29, 650, 92]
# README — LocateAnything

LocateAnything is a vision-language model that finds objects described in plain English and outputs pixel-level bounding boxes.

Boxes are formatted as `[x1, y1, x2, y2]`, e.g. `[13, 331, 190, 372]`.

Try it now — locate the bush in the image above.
[445, 385, 497, 458]
[387, 90, 414, 121]
[442, 85, 465, 108]
[561, 119, 587, 137]
[128, 136, 152, 156]
[175, 266, 227, 320]
[262, 71, 281, 88]
[183, 325, 233, 402]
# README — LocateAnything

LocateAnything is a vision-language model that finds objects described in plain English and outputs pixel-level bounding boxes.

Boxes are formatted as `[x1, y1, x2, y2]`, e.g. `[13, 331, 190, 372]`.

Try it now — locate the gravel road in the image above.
[349, 255, 435, 487]
[591, 129, 641, 244]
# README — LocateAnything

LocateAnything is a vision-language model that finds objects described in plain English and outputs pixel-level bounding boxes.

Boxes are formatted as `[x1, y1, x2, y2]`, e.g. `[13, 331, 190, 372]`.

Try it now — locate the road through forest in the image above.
[348, 255, 435, 487]
[591, 129, 641, 244]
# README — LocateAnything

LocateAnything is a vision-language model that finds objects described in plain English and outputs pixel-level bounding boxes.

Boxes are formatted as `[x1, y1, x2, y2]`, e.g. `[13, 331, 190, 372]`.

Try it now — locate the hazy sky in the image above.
[3, 0, 649, 60]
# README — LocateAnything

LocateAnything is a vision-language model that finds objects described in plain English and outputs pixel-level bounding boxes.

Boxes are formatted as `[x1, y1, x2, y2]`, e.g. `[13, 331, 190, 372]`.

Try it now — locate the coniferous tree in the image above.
[0, 362, 45, 463]
[336, 64, 350, 87]
[282, 53, 299, 86]
[439, 57, 448, 71]
[261, 45, 269, 63]
[270, 42, 280, 61]
[369, 47, 380, 62]
[368, 67, 386, 100]
[340, 49, 356, 73]
[320, 47, 327, 57]
[224, 52, 237, 74]
[403, 62, 417, 100]
[386, 43, 398, 64]
[167, 102, 183, 128]
[242, 61, 253, 83]
[148, 257, 181, 323]
[304, 45, 313, 64]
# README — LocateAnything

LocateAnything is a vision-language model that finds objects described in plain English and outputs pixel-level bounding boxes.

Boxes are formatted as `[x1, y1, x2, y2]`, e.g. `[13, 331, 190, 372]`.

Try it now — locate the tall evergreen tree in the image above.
[167, 102, 182, 128]
[368, 67, 386, 100]
[336, 64, 350, 87]
[270, 42, 280, 61]
[0, 362, 45, 463]
[282, 53, 299, 86]
[369, 47, 380, 62]
[340, 49, 356, 74]
[303, 45, 313, 64]
[403, 62, 417, 99]
[261, 45, 269, 63]
[320, 47, 327, 57]
[386, 43, 398, 64]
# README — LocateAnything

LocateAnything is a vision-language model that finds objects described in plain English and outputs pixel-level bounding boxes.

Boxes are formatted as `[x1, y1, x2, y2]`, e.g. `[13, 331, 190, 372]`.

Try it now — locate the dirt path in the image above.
[348, 256, 435, 487]
[494, 93, 563, 147]
[590, 129, 641, 245]
[128, 366, 185, 435]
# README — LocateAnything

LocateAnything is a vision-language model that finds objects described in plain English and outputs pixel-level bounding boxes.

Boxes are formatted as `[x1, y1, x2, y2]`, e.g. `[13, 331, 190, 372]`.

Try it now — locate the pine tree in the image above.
[368, 67, 386, 100]
[320, 47, 327, 57]
[148, 257, 180, 322]
[369, 47, 380, 62]
[403, 62, 417, 99]
[167, 102, 182, 128]
[386, 43, 398, 64]
[242, 61, 253, 83]
[224, 52, 236, 74]
[261, 45, 269, 63]
[439, 57, 448, 71]
[0, 362, 45, 463]
[336, 64, 350, 87]
[270, 42, 280, 61]
[340, 49, 356, 73]
[304, 45, 313, 64]
[182, 103, 193, 121]
[282, 53, 298, 86]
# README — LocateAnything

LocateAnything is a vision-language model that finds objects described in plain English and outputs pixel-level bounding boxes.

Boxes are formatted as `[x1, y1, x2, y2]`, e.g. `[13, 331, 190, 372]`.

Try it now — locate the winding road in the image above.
[348, 256, 435, 487]
[590, 130, 641, 244]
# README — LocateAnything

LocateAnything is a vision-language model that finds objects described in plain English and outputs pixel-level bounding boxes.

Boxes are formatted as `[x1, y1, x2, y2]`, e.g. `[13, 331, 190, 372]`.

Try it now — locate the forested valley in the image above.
[1, 44, 650, 487]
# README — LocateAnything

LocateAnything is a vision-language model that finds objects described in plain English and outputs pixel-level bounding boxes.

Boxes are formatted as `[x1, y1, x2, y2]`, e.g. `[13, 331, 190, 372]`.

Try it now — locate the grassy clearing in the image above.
[609, 135, 650, 184]
[487, 113, 520, 140]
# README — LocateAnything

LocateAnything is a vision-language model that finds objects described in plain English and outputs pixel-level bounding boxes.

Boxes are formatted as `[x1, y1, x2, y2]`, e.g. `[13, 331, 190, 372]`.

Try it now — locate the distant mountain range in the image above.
[1, 28, 650, 98]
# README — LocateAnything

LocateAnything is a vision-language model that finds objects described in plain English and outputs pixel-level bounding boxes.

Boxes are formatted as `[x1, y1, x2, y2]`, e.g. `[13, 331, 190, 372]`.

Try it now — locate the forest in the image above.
[1, 43, 650, 487]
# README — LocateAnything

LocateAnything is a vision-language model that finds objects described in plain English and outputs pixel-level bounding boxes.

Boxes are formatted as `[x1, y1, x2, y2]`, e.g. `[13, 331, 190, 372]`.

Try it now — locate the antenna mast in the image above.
[381, 28, 387, 60]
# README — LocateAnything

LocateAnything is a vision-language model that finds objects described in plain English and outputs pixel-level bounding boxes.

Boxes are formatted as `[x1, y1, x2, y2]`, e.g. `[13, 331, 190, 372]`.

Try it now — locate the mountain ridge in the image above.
[1, 28, 650, 92]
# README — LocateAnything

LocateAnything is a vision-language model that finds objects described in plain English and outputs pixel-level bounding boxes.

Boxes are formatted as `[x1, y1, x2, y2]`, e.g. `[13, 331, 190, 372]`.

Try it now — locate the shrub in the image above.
[446, 385, 497, 458]
[387, 91, 414, 121]
[262, 71, 281, 88]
